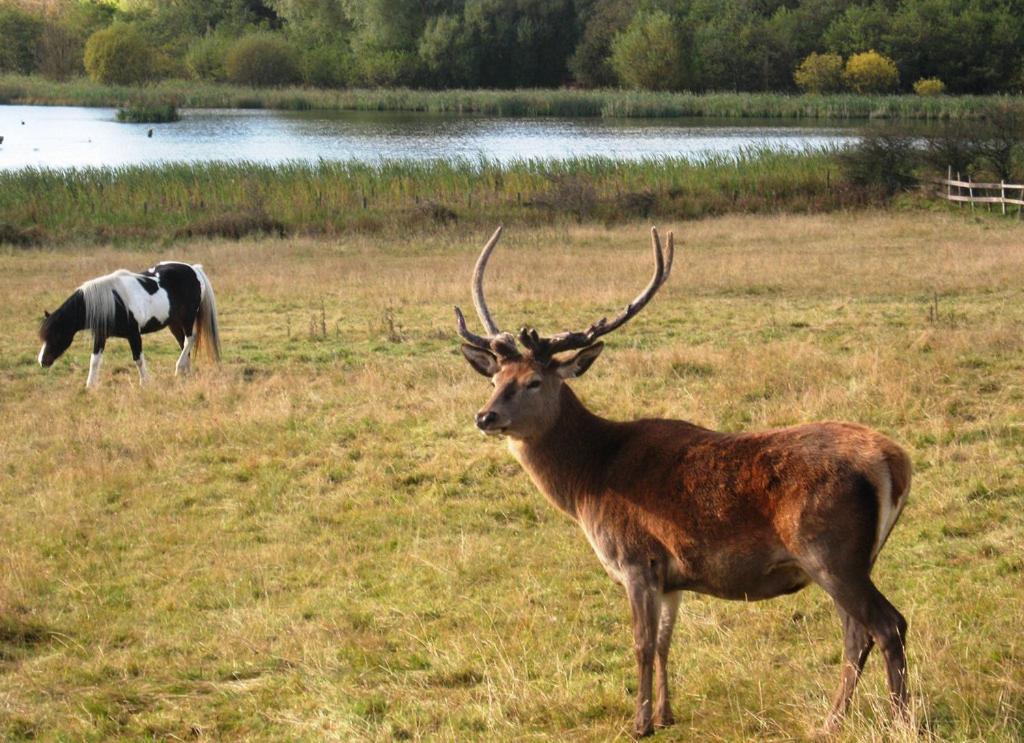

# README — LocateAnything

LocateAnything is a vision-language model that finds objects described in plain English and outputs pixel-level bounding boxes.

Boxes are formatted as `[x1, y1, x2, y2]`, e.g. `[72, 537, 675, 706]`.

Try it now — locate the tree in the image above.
[463, 0, 579, 88]
[39, 0, 115, 79]
[611, 10, 691, 92]
[823, 2, 890, 57]
[885, 0, 1024, 94]
[843, 50, 898, 93]
[794, 52, 844, 93]
[84, 23, 154, 85]
[0, 6, 44, 75]
[569, 0, 638, 88]
[418, 13, 479, 88]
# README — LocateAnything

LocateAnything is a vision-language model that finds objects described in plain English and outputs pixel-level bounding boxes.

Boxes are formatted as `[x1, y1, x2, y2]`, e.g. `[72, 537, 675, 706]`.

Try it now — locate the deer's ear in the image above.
[461, 344, 499, 377]
[553, 342, 604, 379]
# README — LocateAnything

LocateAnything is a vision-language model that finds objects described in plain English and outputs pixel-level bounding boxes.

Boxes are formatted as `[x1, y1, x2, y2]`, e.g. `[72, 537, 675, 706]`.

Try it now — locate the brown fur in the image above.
[466, 349, 911, 737]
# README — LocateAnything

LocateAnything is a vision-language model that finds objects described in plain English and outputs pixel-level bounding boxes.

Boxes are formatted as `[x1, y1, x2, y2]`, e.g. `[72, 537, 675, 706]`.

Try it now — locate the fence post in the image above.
[968, 175, 974, 212]
[947, 165, 952, 202]
[1001, 181, 1006, 215]
[957, 171, 963, 208]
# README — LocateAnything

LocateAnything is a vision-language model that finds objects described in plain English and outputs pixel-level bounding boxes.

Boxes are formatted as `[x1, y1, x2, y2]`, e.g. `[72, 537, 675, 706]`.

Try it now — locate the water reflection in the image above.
[0, 104, 858, 170]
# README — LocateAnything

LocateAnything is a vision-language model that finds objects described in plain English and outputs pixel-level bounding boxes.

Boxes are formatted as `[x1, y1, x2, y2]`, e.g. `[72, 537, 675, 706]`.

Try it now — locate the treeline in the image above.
[2, 0, 1024, 94]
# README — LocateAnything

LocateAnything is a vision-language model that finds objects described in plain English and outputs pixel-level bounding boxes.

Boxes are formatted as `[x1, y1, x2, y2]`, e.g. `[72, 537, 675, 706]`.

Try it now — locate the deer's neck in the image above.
[508, 385, 620, 521]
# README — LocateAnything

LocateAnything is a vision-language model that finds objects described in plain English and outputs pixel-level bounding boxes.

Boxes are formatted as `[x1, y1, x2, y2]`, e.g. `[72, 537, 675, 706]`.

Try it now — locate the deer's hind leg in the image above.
[820, 605, 874, 735]
[804, 562, 909, 732]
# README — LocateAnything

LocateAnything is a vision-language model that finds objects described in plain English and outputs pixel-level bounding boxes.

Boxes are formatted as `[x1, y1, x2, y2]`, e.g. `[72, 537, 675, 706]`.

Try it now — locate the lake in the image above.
[0, 104, 858, 171]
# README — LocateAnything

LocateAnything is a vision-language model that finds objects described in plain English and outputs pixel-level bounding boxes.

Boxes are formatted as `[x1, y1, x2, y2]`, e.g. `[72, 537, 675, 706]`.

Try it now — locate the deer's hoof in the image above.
[634, 720, 654, 738]
[811, 722, 841, 741]
[654, 711, 675, 728]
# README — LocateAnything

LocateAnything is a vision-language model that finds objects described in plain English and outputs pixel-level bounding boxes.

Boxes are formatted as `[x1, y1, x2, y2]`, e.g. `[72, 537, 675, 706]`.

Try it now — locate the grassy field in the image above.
[0, 152, 865, 247]
[1, 213, 1022, 741]
[1, 73, 1018, 120]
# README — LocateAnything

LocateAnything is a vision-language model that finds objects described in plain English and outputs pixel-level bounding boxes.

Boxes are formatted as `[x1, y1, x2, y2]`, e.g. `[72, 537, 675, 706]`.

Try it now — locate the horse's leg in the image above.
[127, 324, 148, 384]
[86, 334, 106, 389]
[169, 323, 185, 350]
[175, 319, 196, 376]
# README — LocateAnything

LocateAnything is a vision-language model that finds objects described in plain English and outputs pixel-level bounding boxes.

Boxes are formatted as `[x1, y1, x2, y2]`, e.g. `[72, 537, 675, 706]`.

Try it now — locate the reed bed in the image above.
[0, 73, 1015, 120]
[0, 150, 864, 245]
[115, 101, 180, 123]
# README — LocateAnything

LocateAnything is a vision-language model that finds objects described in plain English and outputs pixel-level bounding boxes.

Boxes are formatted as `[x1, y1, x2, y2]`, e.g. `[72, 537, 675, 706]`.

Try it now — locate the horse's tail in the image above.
[192, 264, 221, 363]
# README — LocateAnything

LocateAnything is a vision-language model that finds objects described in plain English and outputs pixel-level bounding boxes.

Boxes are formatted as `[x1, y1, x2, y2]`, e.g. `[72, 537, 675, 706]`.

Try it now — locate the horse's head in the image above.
[38, 309, 75, 368]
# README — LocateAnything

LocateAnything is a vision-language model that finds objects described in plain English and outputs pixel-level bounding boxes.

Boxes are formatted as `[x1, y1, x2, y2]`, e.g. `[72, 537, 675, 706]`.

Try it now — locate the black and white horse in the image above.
[38, 261, 221, 387]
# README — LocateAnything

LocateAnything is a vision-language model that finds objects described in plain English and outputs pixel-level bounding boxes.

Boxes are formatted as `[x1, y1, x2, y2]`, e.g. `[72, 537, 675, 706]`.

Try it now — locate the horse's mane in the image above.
[79, 270, 139, 336]
[39, 289, 83, 341]
[38, 305, 61, 341]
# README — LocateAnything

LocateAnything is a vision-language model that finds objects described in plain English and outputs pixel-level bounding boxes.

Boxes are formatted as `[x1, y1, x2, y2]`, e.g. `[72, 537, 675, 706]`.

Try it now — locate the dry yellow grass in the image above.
[1, 212, 1022, 741]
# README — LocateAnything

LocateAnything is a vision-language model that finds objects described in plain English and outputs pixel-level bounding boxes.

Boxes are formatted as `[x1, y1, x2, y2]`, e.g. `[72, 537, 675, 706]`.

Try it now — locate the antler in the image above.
[519, 227, 674, 359]
[454, 226, 520, 356]
[455, 226, 674, 361]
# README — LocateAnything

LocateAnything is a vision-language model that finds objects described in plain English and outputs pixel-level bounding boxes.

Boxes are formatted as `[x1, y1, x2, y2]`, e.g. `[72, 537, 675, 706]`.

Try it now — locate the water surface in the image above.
[0, 105, 858, 170]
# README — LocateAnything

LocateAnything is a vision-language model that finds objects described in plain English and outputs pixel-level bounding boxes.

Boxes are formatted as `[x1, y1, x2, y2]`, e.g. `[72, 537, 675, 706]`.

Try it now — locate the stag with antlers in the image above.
[455, 226, 911, 737]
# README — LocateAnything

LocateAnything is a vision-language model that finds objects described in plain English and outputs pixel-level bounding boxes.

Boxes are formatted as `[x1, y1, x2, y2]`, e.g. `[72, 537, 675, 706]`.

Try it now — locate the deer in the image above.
[454, 226, 912, 738]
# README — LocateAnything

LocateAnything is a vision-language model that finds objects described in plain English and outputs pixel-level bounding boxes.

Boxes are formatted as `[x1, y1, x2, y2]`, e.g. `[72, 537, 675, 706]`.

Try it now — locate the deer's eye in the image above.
[526, 379, 542, 390]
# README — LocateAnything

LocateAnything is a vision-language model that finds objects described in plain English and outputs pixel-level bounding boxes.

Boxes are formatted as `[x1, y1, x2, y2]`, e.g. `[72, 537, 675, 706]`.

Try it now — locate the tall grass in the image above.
[0, 150, 867, 245]
[0, 73, 1017, 120]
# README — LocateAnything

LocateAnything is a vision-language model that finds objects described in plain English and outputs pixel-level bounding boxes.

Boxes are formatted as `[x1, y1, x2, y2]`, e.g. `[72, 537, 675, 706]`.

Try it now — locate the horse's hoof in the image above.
[654, 712, 675, 728]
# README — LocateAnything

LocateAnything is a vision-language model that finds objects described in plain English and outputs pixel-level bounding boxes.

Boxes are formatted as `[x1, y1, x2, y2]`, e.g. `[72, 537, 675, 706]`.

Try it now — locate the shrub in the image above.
[923, 120, 984, 177]
[610, 10, 691, 92]
[794, 52, 844, 93]
[175, 210, 286, 240]
[186, 35, 230, 82]
[843, 50, 899, 93]
[976, 104, 1024, 180]
[302, 44, 352, 88]
[839, 130, 919, 194]
[83, 23, 153, 85]
[353, 48, 419, 87]
[0, 222, 44, 247]
[914, 77, 946, 96]
[0, 6, 44, 74]
[225, 33, 302, 87]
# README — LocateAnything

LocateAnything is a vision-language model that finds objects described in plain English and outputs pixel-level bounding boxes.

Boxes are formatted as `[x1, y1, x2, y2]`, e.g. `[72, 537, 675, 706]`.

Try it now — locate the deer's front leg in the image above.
[625, 570, 661, 738]
[654, 591, 682, 728]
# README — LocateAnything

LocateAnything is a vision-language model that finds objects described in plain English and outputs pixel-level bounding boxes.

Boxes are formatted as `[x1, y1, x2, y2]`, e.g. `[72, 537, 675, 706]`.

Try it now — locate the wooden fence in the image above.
[937, 166, 1024, 216]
